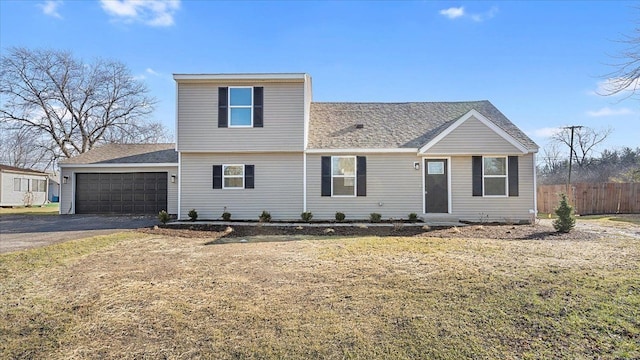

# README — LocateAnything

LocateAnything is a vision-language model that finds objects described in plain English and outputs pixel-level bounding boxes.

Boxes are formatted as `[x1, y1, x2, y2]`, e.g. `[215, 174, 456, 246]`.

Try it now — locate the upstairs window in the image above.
[229, 87, 253, 127]
[218, 87, 263, 128]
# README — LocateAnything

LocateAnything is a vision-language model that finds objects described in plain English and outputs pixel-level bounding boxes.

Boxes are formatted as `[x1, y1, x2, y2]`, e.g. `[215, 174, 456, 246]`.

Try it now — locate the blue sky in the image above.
[1, 0, 638, 156]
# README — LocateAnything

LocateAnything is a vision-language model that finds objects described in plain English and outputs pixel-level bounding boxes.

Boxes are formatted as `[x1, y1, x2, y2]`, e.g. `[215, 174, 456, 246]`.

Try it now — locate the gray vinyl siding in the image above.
[306, 152, 536, 222]
[180, 153, 303, 220]
[0, 172, 48, 207]
[427, 116, 522, 155]
[450, 153, 535, 222]
[177, 82, 305, 152]
[306, 153, 423, 220]
[59, 166, 178, 215]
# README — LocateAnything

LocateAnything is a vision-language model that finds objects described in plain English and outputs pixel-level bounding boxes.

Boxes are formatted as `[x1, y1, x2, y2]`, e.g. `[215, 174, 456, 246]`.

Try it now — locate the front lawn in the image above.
[1, 231, 638, 359]
[0, 203, 59, 216]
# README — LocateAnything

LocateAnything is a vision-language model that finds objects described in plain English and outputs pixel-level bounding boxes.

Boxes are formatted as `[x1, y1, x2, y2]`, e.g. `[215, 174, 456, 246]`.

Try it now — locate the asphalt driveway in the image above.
[0, 214, 158, 253]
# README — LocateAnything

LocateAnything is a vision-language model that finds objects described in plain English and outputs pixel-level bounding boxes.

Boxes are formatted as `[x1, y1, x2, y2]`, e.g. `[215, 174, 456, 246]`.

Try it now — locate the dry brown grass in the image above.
[1, 230, 639, 359]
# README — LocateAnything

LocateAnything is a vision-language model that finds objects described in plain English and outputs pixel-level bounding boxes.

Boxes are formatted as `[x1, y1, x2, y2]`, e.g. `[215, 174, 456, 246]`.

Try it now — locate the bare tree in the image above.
[0, 47, 167, 166]
[551, 126, 612, 168]
[601, 13, 640, 99]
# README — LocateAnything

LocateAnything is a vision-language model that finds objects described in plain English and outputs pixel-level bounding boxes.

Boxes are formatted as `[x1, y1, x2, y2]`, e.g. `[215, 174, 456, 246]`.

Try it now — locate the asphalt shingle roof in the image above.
[0, 164, 47, 174]
[308, 101, 538, 151]
[60, 143, 178, 165]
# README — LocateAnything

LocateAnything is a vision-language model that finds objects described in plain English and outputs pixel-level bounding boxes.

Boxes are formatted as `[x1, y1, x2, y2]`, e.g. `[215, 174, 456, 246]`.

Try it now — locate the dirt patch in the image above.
[138, 221, 601, 242]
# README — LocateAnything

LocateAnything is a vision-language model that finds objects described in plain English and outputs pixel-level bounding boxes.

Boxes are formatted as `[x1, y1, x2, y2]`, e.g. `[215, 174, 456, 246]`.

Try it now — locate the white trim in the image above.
[221, 164, 245, 189]
[173, 73, 307, 81]
[70, 171, 75, 214]
[175, 81, 179, 150]
[59, 163, 177, 168]
[228, 86, 254, 128]
[330, 156, 357, 197]
[533, 152, 538, 216]
[303, 74, 311, 150]
[303, 152, 307, 212]
[482, 156, 509, 197]
[422, 157, 452, 214]
[419, 109, 529, 154]
[306, 148, 417, 154]
[177, 152, 182, 220]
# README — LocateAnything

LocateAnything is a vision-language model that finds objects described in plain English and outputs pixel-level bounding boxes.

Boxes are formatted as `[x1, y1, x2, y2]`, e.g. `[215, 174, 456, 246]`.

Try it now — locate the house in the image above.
[59, 73, 539, 223]
[0, 165, 49, 207]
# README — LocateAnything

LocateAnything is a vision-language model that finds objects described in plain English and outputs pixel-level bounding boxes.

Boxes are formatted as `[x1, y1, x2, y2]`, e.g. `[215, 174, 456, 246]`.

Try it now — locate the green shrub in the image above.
[222, 212, 231, 221]
[301, 211, 313, 222]
[408, 213, 418, 222]
[553, 193, 575, 233]
[158, 210, 170, 224]
[335, 212, 346, 222]
[259, 210, 272, 222]
[369, 212, 382, 223]
[188, 209, 198, 221]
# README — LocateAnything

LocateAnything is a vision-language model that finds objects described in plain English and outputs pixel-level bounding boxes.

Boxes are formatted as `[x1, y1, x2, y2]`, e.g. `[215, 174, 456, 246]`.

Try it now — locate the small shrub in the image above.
[553, 193, 576, 233]
[369, 212, 382, 223]
[222, 212, 231, 221]
[408, 213, 418, 222]
[158, 210, 170, 224]
[335, 212, 346, 222]
[259, 210, 272, 222]
[188, 209, 198, 221]
[301, 211, 313, 222]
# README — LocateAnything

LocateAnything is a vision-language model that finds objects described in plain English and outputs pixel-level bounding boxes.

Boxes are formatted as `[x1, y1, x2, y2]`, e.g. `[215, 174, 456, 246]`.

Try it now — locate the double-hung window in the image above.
[332, 156, 356, 196]
[223, 165, 244, 189]
[483, 156, 507, 196]
[229, 87, 253, 127]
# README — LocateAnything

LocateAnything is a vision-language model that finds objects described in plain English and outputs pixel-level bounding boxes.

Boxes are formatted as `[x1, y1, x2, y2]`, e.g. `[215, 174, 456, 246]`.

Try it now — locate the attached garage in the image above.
[59, 144, 178, 215]
[75, 172, 168, 214]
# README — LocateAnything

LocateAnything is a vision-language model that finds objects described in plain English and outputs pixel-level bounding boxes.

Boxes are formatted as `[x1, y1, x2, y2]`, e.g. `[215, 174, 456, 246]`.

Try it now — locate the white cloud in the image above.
[439, 7, 465, 19]
[594, 77, 640, 97]
[100, 0, 180, 27]
[146, 68, 160, 76]
[529, 127, 563, 138]
[39, 0, 63, 19]
[470, 6, 498, 22]
[586, 107, 633, 117]
[439, 6, 497, 22]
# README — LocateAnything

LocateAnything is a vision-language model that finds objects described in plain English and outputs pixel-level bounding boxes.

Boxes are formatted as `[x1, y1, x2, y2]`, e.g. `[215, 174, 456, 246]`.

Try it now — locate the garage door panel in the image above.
[76, 172, 167, 214]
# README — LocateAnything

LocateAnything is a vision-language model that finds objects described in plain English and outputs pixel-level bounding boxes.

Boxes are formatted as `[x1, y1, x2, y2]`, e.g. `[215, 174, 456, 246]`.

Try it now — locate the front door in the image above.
[424, 159, 448, 213]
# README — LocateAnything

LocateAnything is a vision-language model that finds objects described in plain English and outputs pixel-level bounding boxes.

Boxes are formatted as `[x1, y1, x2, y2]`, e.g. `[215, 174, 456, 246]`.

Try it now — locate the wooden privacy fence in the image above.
[537, 183, 640, 215]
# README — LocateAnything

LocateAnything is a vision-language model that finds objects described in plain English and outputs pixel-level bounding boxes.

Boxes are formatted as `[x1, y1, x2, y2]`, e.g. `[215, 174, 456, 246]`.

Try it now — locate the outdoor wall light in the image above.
[63, 176, 68, 184]
[413, 162, 420, 170]
[171, 174, 176, 183]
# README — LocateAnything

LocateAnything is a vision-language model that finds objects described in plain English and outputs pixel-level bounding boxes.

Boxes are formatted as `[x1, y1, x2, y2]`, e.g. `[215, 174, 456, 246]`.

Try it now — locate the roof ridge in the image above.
[311, 100, 490, 105]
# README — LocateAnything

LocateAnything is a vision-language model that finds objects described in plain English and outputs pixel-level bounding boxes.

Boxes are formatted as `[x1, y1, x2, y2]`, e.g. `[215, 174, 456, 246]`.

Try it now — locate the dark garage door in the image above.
[75, 172, 168, 214]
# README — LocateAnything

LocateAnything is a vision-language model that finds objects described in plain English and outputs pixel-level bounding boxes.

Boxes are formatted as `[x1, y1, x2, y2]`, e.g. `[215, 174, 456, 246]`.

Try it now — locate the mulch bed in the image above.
[138, 222, 601, 242]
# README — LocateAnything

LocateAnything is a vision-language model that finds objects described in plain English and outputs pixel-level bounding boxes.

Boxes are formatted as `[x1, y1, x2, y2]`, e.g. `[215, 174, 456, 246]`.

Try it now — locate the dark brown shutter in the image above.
[245, 165, 255, 189]
[472, 156, 482, 196]
[253, 87, 263, 128]
[218, 87, 228, 128]
[356, 156, 366, 197]
[508, 156, 519, 197]
[213, 165, 222, 189]
[321, 156, 331, 196]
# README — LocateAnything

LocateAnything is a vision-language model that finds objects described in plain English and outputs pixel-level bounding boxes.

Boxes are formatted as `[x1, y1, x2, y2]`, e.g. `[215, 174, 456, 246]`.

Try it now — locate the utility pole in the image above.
[564, 125, 583, 194]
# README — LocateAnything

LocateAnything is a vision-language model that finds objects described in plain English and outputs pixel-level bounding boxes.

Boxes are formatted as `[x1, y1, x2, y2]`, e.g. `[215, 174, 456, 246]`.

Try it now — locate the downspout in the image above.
[533, 152, 538, 217]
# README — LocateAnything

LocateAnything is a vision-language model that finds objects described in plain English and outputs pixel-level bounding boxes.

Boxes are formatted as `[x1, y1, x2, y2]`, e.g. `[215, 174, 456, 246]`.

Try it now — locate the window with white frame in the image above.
[332, 156, 356, 196]
[229, 87, 253, 127]
[483, 156, 507, 196]
[35, 179, 46, 192]
[223, 165, 244, 189]
[13, 178, 29, 192]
